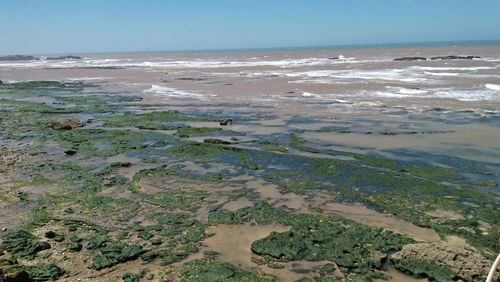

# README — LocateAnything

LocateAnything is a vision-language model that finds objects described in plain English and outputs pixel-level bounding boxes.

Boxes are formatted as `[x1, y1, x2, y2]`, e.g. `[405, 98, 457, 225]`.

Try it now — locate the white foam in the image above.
[415, 66, 494, 71]
[286, 69, 428, 83]
[66, 77, 113, 81]
[485, 84, 500, 91]
[301, 91, 323, 98]
[143, 85, 209, 99]
[432, 88, 500, 101]
[424, 71, 461, 76]
[369, 91, 412, 98]
[0, 56, 387, 70]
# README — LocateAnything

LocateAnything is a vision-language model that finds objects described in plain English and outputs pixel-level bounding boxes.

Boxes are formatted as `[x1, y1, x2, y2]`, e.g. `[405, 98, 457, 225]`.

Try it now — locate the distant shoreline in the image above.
[3, 39, 500, 57]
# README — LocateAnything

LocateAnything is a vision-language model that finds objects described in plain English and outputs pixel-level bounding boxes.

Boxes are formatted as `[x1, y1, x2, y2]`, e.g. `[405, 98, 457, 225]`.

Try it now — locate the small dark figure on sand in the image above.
[220, 119, 232, 126]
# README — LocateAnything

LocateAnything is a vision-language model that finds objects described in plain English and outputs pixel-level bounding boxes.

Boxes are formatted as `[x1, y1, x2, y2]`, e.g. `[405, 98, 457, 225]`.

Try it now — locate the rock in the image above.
[24, 264, 65, 280]
[149, 238, 162, 245]
[390, 243, 495, 281]
[64, 149, 77, 156]
[0, 55, 38, 61]
[68, 242, 82, 252]
[137, 230, 153, 240]
[203, 138, 231, 145]
[145, 273, 154, 280]
[91, 242, 144, 270]
[329, 56, 340, 60]
[111, 162, 132, 168]
[44, 231, 65, 242]
[394, 57, 427, 61]
[1, 229, 51, 259]
[46, 55, 82, 60]
[63, 207, 74, 214]
[50, 119, 84, 130]
[122, 272, 139, 282]
[431, 55, 481, 60]
[0, 267, 31, 282]
[219, 118, 233, 126]
[0, 80, 3, 84]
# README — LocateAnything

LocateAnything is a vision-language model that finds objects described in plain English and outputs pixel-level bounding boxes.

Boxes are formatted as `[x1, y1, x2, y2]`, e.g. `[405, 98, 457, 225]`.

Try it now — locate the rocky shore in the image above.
[0, 78, 498, 281]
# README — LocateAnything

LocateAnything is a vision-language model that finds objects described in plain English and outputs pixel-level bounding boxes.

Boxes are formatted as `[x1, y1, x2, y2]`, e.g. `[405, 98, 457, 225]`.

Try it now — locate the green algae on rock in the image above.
[91, 242, 144, 270]
[0, 230, 51, 260]
[209, 202, 413, 280]
[175, 257, 275, 282]
[0, 257, 65, 281]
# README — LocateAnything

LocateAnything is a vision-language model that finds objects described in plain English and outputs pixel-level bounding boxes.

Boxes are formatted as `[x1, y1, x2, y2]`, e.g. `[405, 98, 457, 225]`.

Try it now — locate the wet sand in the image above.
[1, 44, 499, 281]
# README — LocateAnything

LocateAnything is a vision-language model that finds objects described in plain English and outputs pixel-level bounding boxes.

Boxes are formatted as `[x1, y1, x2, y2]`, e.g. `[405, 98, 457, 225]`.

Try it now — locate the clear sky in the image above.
[1, 0, 499, 55]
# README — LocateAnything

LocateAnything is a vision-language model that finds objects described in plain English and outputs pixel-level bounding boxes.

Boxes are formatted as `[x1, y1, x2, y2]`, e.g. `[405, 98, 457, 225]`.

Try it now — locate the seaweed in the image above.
[177, 257, 275, 282]
[0, 230, 51, 260]
[209, 202, 413, 279]
[392, 259, 455, 282]
[91, 242, 144, 270]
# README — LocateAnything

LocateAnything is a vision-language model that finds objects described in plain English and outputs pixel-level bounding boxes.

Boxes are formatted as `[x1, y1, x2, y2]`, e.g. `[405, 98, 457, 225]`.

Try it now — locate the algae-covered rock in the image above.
[0, 230, 51, 260]
[0, 258, 31, 282]
[122, 272, 140, 282]
[24, 264, 65, 280]
[86, 235, 109, 250]
[203, 138, 232, 145]
[390, 243, 495, 281]
[394, 57, 427, 61]
[50, 119, 84, 130]
[138, 230, 153, 240]
[150, 238, 162, 245]
[0, 257, 64, 281]
[91, 242, 144, 270]
[179, 257, 274, 282]
[68, 242, 83, 252]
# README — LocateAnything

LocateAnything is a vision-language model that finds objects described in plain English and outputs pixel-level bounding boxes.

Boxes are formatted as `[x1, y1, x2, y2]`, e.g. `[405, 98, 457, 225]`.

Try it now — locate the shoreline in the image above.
[0, 45, 499, 281]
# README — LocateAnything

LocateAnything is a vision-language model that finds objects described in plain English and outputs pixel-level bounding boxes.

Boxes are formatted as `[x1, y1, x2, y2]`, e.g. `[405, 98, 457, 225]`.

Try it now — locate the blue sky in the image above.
[0, 0, 499, 54]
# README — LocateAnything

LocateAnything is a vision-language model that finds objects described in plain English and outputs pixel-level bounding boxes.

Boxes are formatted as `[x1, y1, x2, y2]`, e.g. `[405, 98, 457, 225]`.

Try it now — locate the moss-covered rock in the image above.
[178, 257, 274, 282]
[0, 230, 51, 260]
[91, 242, 144, 270]
[25, 264, 65, 280]
[122, 272, 140, 282]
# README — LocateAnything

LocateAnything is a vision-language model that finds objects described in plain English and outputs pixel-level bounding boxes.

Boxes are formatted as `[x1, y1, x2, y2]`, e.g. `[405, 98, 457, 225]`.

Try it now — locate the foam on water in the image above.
[432, 89, 498, 101]
[143, 85, 210, 99]
[415, 66, 495, 71]
[424, 71, 461, 76]
[66, 77, 113, 81]
[386, 87, 429, 95]
[287, 68, 429, 83]
[485, 84, 500, 91]
[301, 91, 323, 98]
[0, 56, 388, 70]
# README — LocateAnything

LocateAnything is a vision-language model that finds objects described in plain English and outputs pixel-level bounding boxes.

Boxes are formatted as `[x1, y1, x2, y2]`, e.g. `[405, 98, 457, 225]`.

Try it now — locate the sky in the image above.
[0, 0, 499, 55]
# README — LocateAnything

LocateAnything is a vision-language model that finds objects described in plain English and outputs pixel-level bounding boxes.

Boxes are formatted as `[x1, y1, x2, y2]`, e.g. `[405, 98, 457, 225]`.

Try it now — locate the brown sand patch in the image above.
[201, 223, 321, 281]
[444, 235, 475, 250]
[312, 194, 441, 243]
[221, 197, 254, 211]
[246, 179, 310, 212]
[426, 209, 464, 220]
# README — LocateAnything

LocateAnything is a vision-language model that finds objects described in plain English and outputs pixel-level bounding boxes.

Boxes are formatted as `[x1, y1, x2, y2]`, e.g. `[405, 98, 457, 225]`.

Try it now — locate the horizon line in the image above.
[2, 38, 500, 57]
